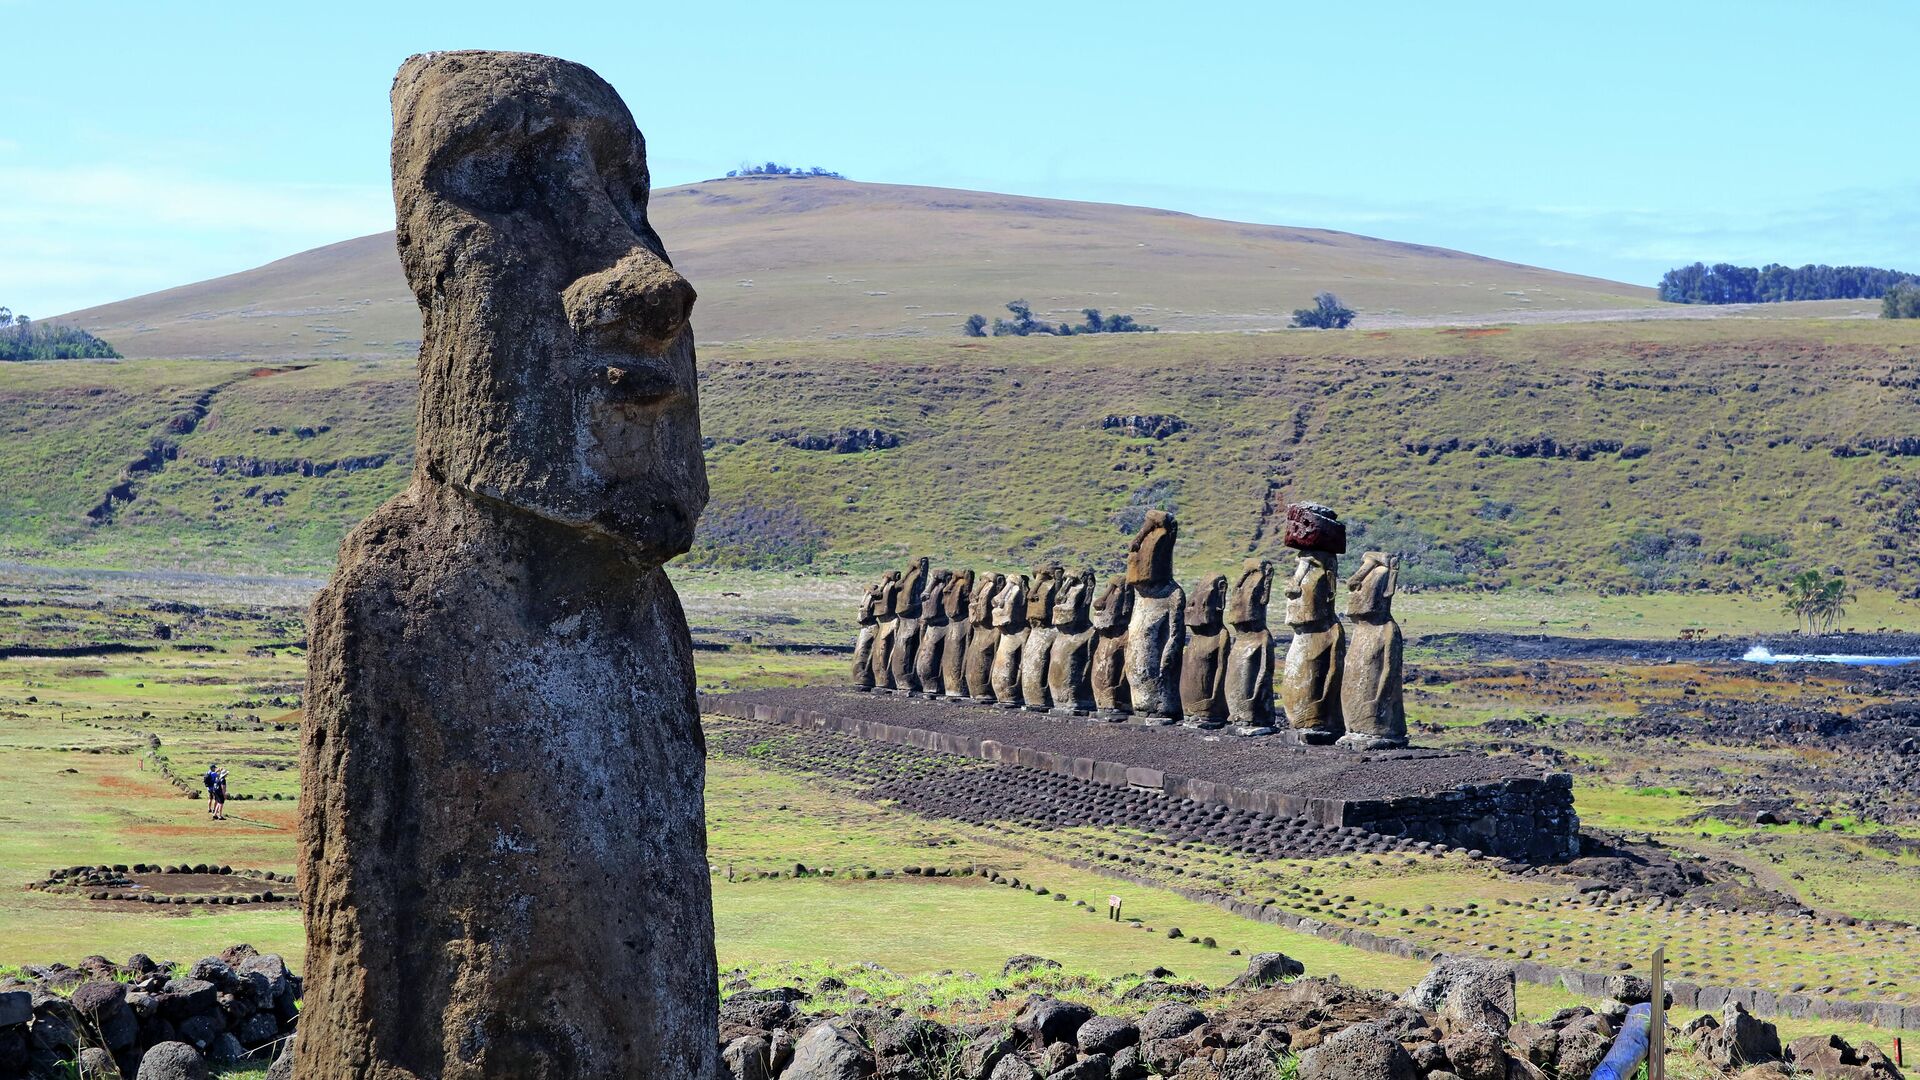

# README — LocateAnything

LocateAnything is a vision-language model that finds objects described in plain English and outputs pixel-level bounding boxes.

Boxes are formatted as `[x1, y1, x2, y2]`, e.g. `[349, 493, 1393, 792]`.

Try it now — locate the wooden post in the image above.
[1651, 946, 1667, 1080]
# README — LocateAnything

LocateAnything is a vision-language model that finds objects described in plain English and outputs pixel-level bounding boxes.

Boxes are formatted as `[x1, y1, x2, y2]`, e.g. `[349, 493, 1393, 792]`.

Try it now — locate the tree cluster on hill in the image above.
[1780, 569, 1855, 634]
[1290, 292, 1356, 329]
[1658, 262, 1916, 305]
[724, 161, 844, 179]
[0, 308, 120, 361]
[963, 300, 1157, 337]
[1885, 281, 1920, 319]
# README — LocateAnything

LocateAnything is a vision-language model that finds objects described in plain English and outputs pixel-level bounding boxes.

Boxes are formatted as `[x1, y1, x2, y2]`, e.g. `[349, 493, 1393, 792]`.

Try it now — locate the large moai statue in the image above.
[1224, 559, 1277, 736]
[1280, 503, 1346, 743]
[1047, 569, 1099, 714]
[1089, 576, 1133, 719]
[1339, 552, 1407, 750]
[888, 556, 932, 692]
[912, 567, 954, 695]
[1178, 573, 1229, 728]
[1123, 511, 1185, 722]
[962, 572, 1006, 701]
[940, 569, 976, 699]
[852, 575, 886, 689]
[870, 570, 904, 691]
[989, 573, 1031, 706]
[1019, 564, 1066, 710]
[298, 51, 716, 1079]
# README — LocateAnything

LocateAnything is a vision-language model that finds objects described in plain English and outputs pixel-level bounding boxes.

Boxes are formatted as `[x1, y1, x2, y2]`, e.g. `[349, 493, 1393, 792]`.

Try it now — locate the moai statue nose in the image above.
[563, 249, 697, 352]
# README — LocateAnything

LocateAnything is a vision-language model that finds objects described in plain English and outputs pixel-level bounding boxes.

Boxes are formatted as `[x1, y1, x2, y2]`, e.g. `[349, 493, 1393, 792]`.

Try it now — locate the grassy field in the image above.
[53, 175, 1673, 361]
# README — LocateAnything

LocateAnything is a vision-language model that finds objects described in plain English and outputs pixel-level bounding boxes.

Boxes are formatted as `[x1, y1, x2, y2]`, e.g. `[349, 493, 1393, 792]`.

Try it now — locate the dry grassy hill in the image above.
[55, 176, 1673, 360]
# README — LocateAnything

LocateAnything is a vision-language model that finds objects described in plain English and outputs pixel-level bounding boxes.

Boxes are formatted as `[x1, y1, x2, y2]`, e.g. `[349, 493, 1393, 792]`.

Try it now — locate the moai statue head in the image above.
[969, 572, 1006, 627]
[898, 556, 931, 617]
[922, 568, 953, 621]
[876, 570, 903, 617]
[1091, 575, 1133, 633]
[1126, 510, 1178, 587]
[391, 52, 705, 569]
[857, 578, 885, 626]
[994, 574, 1030, 631]
[944, 569, 976, 621]
[1052, 569, 1096, 630]
[1184, 574, 1227, 633]
[1227, 559, 1274, 631]
[1346, 552, 1400, 620]
[1283, 503, 1343, 626]
[1026, 563, 1065, 626]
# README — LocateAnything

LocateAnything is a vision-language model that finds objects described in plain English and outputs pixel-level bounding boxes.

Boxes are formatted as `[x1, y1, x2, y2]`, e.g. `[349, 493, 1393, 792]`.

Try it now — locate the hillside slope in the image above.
[4, 321, 1918, 595]
[54, 177, 1665, 359]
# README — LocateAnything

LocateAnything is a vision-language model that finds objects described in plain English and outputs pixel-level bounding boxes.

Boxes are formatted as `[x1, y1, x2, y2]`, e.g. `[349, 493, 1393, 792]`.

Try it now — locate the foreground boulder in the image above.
[1299, 1022, 1419, 1080]
[786, 1021, 876, 1080]
[294, 49, 714, 1080]
[136, 1041, 209, 1080]
[1696, 1003, 1783, 1068]
[1404, 957, 1516, 1038]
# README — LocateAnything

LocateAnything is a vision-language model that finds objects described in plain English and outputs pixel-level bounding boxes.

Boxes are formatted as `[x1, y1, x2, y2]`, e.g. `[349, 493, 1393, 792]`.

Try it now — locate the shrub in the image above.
[1884, 281, 1920, 319]
[1289, 292, 1355, 329]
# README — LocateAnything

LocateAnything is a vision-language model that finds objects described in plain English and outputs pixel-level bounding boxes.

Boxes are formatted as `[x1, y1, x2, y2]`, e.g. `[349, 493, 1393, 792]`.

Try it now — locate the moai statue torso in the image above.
[989, 574, 1031, 706]
[1224, 559, 1277, 735]
[912, 568, 954, 695]
[298, 51, 716, 1080]
[940, 569, 975, 698]
[963, 572, 1006, 701]
[1020, 564, 1065, 710]
[1089, 576, 1133, 718]
[1280, 503, 1346, 742]
[1179, 574, 1229, 728]
[1339, 552, 1407, 750]
[1047, 569, 1098, 714]
[852, 576, 886, 689]
[888, 556, 931, 692]
[1123, 511, 1185, 721]
[870, 571, 904, 691]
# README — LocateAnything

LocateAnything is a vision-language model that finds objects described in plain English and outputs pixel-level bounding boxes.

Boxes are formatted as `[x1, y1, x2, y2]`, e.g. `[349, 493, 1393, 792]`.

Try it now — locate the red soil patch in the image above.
[1365, 332, 1391, 339]
[1437, 327, 1512, 338]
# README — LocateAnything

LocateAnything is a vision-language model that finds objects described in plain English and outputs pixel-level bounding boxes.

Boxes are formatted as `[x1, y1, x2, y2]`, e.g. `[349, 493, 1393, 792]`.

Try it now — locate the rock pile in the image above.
[0, 945, 298, 1079]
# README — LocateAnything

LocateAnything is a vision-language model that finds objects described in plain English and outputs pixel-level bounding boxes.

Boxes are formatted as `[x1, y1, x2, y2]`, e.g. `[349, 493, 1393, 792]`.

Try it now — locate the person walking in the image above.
[211, 765, 229, 821]
[204, 763, 220, 816]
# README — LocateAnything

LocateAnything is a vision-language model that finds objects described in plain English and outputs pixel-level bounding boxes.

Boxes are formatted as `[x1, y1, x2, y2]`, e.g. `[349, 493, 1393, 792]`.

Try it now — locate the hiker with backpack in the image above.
[205, 763, 229, 820]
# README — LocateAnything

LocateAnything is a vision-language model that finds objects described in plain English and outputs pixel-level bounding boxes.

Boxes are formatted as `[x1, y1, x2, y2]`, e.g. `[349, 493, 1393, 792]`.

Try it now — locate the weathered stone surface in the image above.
[787, 1021, 876, 1080]
[873, 571, 903, 689]
[990, 575, 1032, 706]
[0, 989, 28, 1027]
[1179, 574, 1228, 727]
[1123, 512, 1185, 720]
[1048, 570, 1099, 712]
[1021, 565, 1066, 709]
[889, 557, 932, 692]
[1405, 957, 1516, 1039]
[853, 574, 888, 689]
[941, 570, 976, 698]
[1089, 577, 1133, 715]
[1137, 1004, 1206, 1042]
[1339, 552, 1406, 750]
[1697, 1003, 1783, 1068]
[1284, 502, 1347, 555]
[962, 1024, 1018, 1079]
[1281, 545, 1344, 739]
[136, 1041, 209, 1080]
[1014, 997, 1095, 1046]
[296, 51, 715, 1080]
[1298, 1022, 1416, 1080]
[913, 568, 955, 695]
[1226, 952, 1304, 990]
[964, 573, 1007, 701]
[1223, 560, 1276, 733]
[1076, 1016, 1139, 1056]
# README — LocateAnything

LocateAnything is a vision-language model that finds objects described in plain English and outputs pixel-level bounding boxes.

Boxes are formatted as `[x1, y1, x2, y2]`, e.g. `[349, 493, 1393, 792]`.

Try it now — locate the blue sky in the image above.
[3, 0, 1915, 316]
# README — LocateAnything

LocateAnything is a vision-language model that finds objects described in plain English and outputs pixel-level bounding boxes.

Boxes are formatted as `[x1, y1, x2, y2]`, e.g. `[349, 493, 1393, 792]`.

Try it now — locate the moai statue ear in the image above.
[1384, 555, 1401, 598]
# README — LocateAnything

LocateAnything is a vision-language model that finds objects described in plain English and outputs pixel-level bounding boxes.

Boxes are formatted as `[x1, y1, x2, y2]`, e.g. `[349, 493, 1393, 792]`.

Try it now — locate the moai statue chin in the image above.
[962, 572, 1006, 702]
[852, 574, 886, 690]
[1123, 510, 1185, 723]
[1047, 569, 1099, 714]
[1019, 564, 1065, 711]
[1280, 503, 1346, 743]
[989, 574, 1031, 707]
[298, 51, 716, 1080]
[1339, 551, 1407, 750]
[1224, 559, 1277, 736]
[870, 570, 904, 692]
[1089, 575, 1133, 719]
[1178, 574, 1229, 728]
[939, 569, 976, 699]
[912, 567, 954, 696]
[888, 556, 932, 693]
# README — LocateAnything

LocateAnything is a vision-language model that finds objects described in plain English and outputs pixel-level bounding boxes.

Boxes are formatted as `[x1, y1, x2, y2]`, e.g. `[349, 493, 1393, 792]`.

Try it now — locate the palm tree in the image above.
[1780, 569, 1824, 634]
[1812, 575, 1855, 634]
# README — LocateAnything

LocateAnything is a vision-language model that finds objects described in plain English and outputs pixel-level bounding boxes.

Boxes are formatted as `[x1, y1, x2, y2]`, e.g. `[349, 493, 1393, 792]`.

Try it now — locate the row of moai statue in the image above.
[850, 504, 1406, 748]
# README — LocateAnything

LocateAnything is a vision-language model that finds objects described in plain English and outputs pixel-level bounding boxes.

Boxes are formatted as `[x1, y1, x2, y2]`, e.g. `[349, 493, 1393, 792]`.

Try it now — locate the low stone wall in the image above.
[701, 694, 1577, 862]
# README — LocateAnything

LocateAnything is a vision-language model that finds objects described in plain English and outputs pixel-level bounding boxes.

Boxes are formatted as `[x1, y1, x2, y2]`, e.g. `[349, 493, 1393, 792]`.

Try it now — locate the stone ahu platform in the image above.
[700, 688, 1579, 862]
